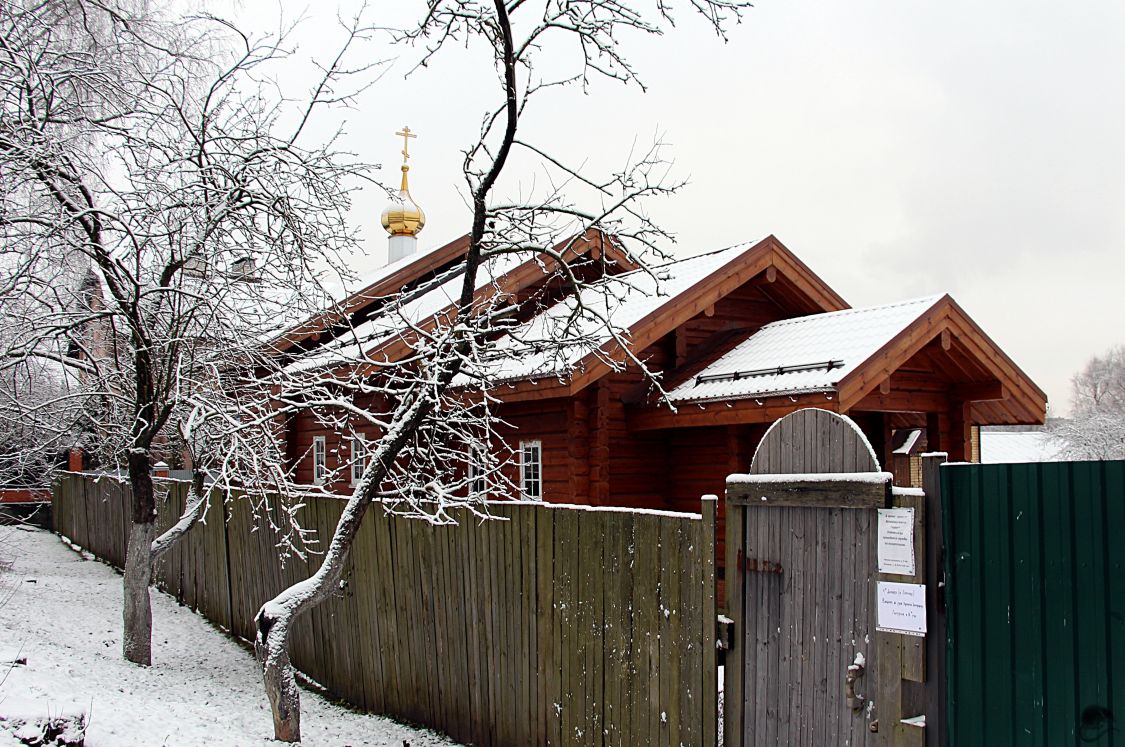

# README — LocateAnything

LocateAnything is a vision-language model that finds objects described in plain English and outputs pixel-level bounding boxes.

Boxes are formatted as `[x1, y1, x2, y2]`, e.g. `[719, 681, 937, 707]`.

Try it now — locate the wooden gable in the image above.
[491, 235, 849, 403]
[626, 294, 1047, 435]
[836, 295, 1046, 425]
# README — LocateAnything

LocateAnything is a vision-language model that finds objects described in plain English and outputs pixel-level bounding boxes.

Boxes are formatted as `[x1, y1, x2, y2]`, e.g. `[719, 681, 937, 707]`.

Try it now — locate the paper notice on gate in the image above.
[877, 507, 915, 576]
[877, 581, 927, 637]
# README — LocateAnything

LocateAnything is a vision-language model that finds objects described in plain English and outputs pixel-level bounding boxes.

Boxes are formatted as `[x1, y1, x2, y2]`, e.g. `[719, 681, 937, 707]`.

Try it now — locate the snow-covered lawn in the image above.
[0, 526, 461, 746]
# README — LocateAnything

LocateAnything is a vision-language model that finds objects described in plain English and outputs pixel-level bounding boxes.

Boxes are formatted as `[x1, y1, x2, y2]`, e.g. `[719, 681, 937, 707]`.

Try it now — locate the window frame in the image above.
[467, 442, 487, 498]
[519, 439, 543, 501]
[351, 432, 367, 486]
[312, 435, 327, 486]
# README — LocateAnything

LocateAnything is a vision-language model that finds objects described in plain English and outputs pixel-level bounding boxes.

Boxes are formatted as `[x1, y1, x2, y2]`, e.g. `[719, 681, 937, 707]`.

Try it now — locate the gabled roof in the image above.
[834, 295, 1047, 423]
[476, 244, 753, 383]
[272, 234, 473, 356]
[629, 293, 1047, 430]
[274, 229, 636, 369]
[665, 295, 943, 404]
[485, 235, 849, 400]
[891, 428, 924, 455]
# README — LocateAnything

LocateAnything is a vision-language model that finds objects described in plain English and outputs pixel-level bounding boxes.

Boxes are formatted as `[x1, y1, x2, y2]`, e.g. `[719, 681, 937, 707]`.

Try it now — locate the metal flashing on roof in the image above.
[666, 294, 944, 404]
[695, 359, 843, 387]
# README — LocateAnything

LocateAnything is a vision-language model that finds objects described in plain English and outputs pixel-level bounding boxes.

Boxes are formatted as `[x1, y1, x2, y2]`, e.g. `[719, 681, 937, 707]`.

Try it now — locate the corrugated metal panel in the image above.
[943, 460, 1125, 746]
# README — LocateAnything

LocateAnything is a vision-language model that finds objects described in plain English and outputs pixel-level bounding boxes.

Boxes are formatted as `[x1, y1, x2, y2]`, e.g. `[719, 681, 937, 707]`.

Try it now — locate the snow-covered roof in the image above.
[665, 295, 944, 404]
[286, 250, 527, 373]
[979, 430, 1062, 464]
[474, 244, 752, 383]
[331, 240, 452, 306]
[892, 428, 924, 455]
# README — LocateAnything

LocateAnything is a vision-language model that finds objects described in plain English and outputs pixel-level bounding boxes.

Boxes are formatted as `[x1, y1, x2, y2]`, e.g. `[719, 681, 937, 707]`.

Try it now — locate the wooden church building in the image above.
[271, 146, 1047, 515]
[273, 240, 1046, 511]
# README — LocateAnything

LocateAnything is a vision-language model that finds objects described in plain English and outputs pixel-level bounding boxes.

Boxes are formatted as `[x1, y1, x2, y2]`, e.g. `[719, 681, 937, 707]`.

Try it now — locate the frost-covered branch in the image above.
[252, 0, 751, 740]
[0, 0, 383, 666]
[1050, 344, 1125, 460]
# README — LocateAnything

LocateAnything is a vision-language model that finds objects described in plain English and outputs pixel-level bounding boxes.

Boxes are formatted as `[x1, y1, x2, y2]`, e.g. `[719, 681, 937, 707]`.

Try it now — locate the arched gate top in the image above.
[749, 407, 881, 475]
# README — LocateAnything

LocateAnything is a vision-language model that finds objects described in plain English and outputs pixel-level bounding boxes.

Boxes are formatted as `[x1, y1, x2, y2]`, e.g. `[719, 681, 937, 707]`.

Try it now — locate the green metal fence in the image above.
[943, 460, 1125, 746]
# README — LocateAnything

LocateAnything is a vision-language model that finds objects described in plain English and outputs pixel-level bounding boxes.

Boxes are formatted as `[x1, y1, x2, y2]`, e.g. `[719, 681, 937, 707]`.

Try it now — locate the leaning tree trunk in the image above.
[255, 499, 369, 742]
[254, 2, 517, 726]
[255, 607, 304, 742]
[123, 450, 156, 665]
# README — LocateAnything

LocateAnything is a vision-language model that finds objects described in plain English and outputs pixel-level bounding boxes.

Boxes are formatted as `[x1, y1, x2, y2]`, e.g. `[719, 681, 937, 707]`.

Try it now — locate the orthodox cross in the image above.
[396, 126, 416, 165]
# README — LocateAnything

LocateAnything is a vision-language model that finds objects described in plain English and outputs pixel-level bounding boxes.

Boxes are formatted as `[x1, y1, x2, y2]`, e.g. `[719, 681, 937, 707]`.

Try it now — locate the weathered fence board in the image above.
[52, 473, 718, 747]
[750, 407, 880, 476]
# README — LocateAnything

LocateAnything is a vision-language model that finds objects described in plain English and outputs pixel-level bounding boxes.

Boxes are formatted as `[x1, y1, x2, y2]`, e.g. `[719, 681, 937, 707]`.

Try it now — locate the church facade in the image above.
[272, 235, 1045, 510]
[269, 135, 1046, 525]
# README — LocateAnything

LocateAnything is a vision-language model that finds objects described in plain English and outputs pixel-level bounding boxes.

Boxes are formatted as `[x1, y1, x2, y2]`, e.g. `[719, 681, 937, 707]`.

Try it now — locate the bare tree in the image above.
[0, 350, 78, 487]
[250, 0, 752, 740]
[0, 0, 381, 665]
[1051, 345, 1125, 459]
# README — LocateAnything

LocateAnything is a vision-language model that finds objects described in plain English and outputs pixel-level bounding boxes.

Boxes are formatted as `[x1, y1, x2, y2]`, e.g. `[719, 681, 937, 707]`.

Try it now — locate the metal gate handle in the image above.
[846, 660, 866, 712]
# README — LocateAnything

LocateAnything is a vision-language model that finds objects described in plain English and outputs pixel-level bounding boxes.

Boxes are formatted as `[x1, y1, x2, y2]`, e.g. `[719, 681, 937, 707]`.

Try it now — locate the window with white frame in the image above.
[519, 440, 542, 501]
[351, 433, 367, 486]
[312, 436, 327, 485]
[467, 443, 487, 498]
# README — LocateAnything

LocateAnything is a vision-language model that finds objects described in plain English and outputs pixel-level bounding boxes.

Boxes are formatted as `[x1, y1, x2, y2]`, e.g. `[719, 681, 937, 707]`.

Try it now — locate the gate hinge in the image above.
[742, 557, 784, 574]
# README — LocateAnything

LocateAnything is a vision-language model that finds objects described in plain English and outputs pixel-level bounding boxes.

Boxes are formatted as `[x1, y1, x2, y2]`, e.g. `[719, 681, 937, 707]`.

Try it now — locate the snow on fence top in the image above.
[727, 471, 894, 486]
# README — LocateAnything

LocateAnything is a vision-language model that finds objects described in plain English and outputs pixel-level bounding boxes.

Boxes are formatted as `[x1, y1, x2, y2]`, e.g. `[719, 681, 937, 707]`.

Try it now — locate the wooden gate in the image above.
[725, 408, 887, 746]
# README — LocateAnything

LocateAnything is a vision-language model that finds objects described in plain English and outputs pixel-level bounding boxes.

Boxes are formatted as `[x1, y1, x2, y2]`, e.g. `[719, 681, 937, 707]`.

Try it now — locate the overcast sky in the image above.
[232, 0, 1125, 416]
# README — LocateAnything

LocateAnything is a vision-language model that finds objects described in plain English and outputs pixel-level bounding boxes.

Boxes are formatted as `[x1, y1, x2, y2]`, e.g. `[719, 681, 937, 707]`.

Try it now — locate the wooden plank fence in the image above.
[53, 472, 719, 747]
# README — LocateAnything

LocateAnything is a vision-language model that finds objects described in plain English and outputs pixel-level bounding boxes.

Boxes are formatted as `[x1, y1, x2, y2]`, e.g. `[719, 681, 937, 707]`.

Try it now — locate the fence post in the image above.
[920, 452, 948, 747]
[701, 495, 718, 747]
[875, 474, 925, 747]
[723, 488, 744, 747]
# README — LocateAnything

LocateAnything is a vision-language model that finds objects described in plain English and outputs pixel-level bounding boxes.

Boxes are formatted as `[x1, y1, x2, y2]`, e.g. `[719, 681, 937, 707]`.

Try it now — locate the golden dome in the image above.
[381, 166, 426, 236]
[381, 126, 425, 237]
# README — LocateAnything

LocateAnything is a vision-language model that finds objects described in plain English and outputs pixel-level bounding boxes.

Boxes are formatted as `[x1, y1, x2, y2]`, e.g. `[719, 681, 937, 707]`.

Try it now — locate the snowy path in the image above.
[0, 526, 461, 747]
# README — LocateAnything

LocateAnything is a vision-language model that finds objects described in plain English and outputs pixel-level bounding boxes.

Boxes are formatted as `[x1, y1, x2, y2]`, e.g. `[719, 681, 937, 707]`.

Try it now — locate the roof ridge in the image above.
[756, 293, 944, 330]
[597, 238, 759, 287]
[657, 236, 769, 267]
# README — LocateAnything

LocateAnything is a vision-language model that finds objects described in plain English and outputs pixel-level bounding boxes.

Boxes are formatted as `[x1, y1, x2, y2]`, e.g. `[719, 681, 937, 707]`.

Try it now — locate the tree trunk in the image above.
[254, 490, 374, 742]
[123, 520, 155, 665]
[255, 609, 301, 742]
[151, 472, 207, 563]
[123, 449, 156, 666]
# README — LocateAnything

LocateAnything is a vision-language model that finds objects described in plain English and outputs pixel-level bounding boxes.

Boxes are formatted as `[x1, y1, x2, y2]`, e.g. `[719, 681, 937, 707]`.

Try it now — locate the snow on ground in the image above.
[0, 526, 461, 747]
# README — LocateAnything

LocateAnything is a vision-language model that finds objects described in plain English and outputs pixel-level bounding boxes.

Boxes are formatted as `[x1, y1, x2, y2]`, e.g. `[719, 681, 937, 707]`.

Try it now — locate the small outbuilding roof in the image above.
[979, 430, 1062, 463]
[891, 428, 925, 455]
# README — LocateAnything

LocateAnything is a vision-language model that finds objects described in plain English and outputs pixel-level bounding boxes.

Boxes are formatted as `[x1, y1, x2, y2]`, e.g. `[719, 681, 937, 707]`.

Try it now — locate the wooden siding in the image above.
[496, 398, 574, 502]
[54, 473, 720, 747]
